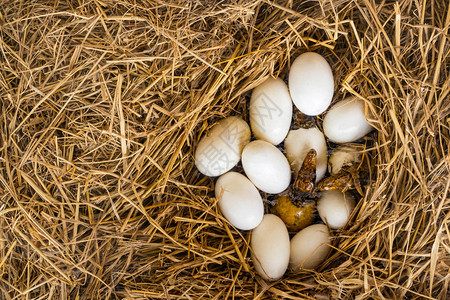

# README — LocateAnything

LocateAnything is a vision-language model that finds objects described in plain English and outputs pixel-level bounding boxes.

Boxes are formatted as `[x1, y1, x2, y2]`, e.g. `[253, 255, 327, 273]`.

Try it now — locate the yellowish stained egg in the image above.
[290, 224, 331, 270]
[215, 172, 264, 230]
[251, 214, 290, 281]
[271, 194, 315, 232]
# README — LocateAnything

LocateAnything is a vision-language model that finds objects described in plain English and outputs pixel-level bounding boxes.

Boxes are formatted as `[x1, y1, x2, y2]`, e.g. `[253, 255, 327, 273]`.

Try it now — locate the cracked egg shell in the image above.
[284, 127, 327, 182]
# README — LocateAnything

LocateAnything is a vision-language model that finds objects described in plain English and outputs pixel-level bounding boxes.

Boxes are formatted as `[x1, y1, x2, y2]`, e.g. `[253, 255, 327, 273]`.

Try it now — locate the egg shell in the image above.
[289, 52, 334, 116]
[328, 146, 362, 175]
[323, 97, 373, 143]
[290, 224, 331, 270]
[242, 140, 291, 194]
[250, 78, 293, 145]
[215, 172, 264, 230]
[284, 127, 328, 182]
[195, 116, 251, 177]
[251, 214, 290, 281]
[317, 191, 355, 229]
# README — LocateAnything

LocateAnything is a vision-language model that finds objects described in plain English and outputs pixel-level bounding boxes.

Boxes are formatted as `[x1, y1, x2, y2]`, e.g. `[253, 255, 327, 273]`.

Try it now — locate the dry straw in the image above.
[0, 0, 449, 299]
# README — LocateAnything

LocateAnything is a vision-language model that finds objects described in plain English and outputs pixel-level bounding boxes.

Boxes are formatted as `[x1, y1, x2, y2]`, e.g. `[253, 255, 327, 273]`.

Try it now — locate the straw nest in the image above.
[0, 0, 449, 299]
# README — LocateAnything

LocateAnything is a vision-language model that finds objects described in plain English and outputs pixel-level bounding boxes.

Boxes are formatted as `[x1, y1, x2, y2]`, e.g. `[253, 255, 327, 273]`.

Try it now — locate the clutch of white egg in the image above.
[194, 52, 374, 281]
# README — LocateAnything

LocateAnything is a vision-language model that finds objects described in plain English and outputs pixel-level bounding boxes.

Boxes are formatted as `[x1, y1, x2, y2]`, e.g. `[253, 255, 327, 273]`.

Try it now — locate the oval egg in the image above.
[289, 52, 334, 116]
[251, 214, 290, 281]
[195, 116, 251, 177]
[284, 127, 327, 182]
[317, 190, 355, 229]
[290, 224, 331, 271]
[242, 140, 291, 194]
[323, 97, 373, 143]
[215, 172, 264, 230]
[250, 78, 293, 145]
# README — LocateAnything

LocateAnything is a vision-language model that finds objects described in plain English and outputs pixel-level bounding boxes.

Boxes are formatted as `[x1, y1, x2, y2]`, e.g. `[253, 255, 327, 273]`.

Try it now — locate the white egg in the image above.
[251, 214, 290, 281]
[215, 172, 264, 230]
[195, 116, 251, 177]
[290, 224, 331, 271]
[323, 97, 373, 143]
[328, 146, 362, 175]
[242, 140, 291, 194]
[250, 78, 293, 145]
[284, 127, 327, 182]
[289, 52, 334, 116]
[317, 191, 355, 229]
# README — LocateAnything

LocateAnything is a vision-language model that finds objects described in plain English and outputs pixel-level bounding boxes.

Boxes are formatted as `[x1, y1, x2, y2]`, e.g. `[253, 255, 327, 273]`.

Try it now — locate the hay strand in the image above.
[0, 0, 449, 299]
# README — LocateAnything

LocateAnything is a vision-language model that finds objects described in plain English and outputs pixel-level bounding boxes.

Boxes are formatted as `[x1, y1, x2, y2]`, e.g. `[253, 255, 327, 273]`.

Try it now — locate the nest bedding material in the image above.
[0, 0, 449, 299]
